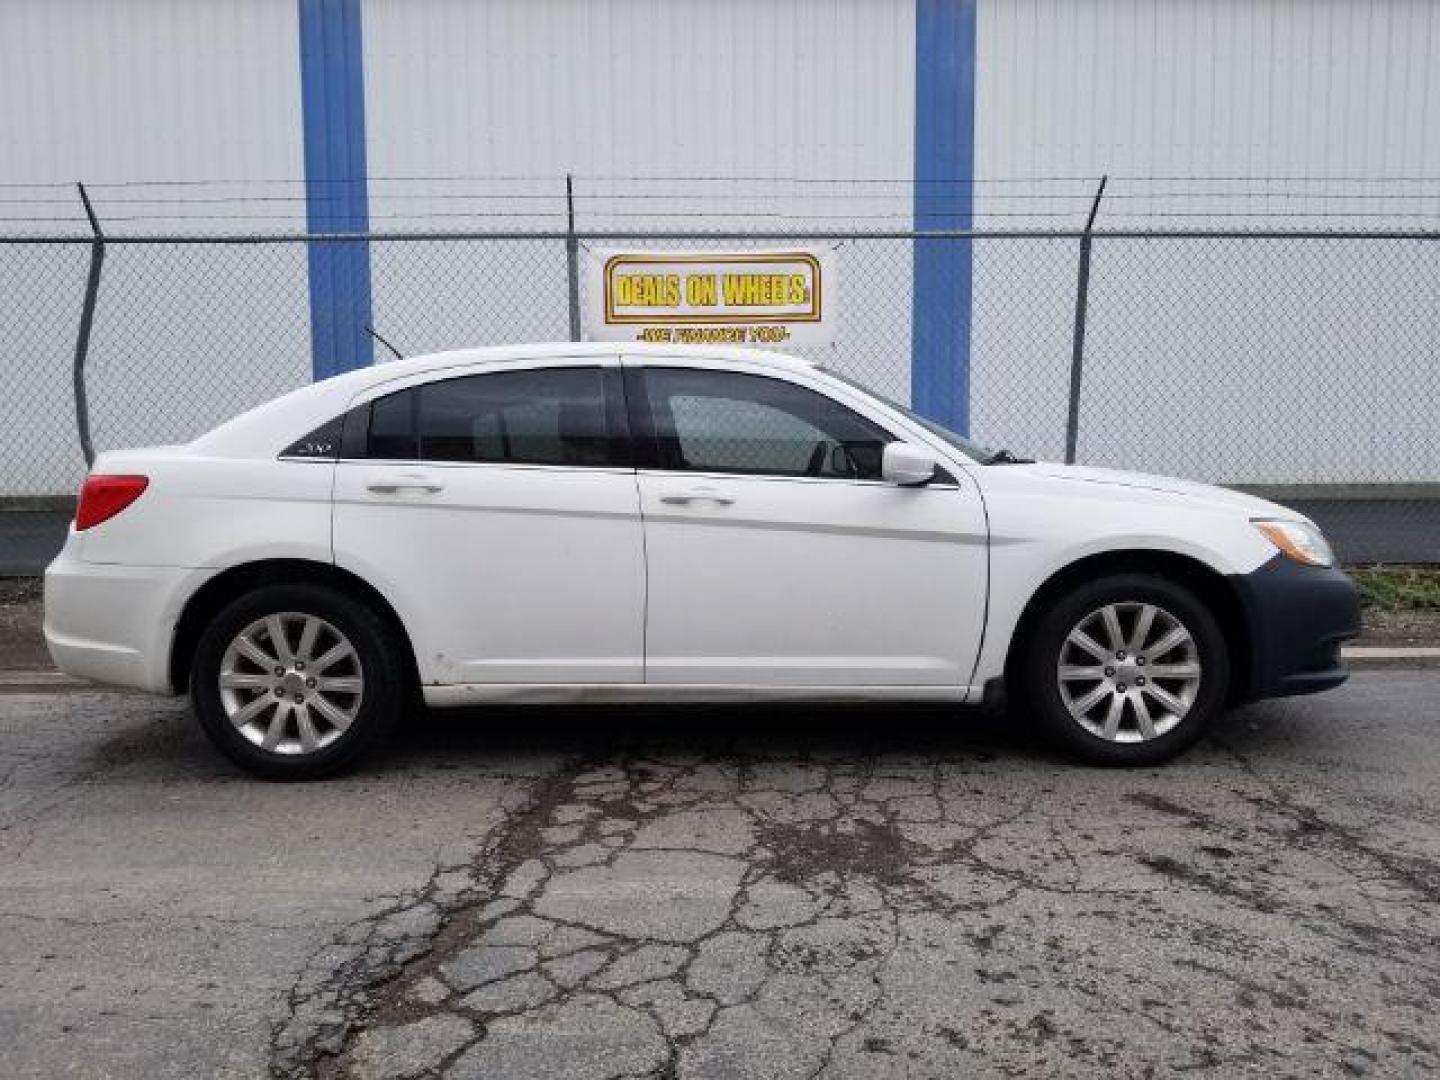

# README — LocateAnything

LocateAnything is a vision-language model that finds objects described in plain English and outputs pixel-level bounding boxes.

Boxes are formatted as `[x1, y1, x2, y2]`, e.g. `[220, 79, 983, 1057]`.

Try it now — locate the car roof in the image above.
[370, 341, 814, 379]
[190, 343, 822, 456]
[309, 341, 820, 399]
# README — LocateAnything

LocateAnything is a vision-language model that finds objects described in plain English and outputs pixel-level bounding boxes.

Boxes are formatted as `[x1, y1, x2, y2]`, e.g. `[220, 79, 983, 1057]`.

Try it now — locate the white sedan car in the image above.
[45, 344, 1359, 778]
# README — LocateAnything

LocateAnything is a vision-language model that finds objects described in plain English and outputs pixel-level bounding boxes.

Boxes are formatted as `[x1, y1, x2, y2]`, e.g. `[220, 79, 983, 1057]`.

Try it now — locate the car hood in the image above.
[1007, 463, 1298, 519]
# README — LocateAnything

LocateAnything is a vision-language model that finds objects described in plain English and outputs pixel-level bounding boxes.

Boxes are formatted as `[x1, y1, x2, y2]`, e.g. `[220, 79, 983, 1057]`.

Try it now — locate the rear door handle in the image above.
[659, 488, 735, 506]
[366, 472, 444, 494]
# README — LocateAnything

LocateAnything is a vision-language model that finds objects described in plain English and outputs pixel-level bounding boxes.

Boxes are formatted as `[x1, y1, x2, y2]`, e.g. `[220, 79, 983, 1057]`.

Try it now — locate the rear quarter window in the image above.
[280, 415, 346, 460]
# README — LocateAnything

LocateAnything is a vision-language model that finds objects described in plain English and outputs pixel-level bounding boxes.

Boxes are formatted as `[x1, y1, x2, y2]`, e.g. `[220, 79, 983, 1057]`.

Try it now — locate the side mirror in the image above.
[881, 441, 937, 486]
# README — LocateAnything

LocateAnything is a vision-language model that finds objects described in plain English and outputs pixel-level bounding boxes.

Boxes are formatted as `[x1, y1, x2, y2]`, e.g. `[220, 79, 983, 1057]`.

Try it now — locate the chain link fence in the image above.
[1, 227, 1436, 562]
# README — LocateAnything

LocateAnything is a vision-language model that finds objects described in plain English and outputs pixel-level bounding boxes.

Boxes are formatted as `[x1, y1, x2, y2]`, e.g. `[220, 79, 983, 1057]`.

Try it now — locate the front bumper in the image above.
[1229, 555, 1361, 702]
[43, 534, 194, 694]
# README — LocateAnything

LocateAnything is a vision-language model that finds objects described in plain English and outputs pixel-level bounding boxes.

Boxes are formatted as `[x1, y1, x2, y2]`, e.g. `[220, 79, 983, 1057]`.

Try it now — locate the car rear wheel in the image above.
[191, 583, 405, 779]
[1022, 573, 1229, 765]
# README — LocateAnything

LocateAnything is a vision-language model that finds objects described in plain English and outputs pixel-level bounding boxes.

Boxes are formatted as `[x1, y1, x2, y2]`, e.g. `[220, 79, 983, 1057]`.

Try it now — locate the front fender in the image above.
[969, 490, 1278, 688]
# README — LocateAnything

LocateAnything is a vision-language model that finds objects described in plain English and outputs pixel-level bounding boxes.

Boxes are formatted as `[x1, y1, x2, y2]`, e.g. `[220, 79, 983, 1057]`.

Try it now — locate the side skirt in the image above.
[423, 683, 983, 707]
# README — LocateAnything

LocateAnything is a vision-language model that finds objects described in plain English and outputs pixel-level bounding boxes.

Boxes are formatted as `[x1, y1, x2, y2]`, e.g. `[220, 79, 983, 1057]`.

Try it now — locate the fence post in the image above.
[1064, 175, 1107, 465]
[72, 182, 104, 468]
[565, 174, 582, 342]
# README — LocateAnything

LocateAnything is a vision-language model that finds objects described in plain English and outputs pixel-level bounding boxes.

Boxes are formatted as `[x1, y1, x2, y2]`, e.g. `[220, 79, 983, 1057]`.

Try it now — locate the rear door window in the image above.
[364, 367, 625, 467]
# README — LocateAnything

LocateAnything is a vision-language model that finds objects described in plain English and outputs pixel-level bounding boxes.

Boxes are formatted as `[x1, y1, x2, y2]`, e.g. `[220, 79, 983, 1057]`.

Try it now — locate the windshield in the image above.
[822, 370, 998, 464]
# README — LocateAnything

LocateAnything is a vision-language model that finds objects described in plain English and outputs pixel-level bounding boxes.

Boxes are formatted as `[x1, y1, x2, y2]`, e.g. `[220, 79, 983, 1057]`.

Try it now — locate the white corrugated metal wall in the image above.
[1, 0, 1437, 493]
[0, 0, 310, 496]
[979, 0, 1440, 185]
[973, 0, 1440, 481]
[360, 0, 917, 397]
[364, 0, 914, 186]
[0, 1, 304, 196]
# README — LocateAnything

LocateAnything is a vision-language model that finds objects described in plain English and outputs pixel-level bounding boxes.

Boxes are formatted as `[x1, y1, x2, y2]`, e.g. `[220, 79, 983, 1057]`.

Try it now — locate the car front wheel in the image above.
[191, 583, 405, 779]
[1022, 573, 1230, 765]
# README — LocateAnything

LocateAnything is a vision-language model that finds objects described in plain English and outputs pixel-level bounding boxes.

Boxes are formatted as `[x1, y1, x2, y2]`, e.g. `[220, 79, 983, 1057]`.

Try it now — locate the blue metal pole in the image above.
[298, 0, 374, 379]
[911, 0, 976, 432]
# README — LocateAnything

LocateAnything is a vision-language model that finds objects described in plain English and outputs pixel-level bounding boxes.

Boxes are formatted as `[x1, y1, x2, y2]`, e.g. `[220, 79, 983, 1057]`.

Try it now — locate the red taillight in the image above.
[75, 474, 149, 531]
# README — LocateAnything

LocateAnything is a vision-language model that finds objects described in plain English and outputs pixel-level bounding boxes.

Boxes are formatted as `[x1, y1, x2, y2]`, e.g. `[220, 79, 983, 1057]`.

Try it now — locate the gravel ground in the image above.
[0, 581, 47, 671]
[1, 675, 1438, 1078]
[1358, 608, 1440, 648]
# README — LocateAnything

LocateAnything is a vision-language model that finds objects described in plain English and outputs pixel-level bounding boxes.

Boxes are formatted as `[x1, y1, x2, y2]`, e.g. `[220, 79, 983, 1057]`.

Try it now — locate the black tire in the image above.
[1019, 573, 1229, 766]
[190, 583, 406, 779]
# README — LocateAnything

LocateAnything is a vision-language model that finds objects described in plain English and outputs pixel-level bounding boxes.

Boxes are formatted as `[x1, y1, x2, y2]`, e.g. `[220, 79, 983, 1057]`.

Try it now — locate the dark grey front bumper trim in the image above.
[1229, 556, 1362, 702]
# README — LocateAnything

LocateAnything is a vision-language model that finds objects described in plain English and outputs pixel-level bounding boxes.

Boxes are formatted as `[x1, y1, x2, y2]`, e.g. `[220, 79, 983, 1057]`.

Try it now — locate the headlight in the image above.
[1252, 519, 1335, 567]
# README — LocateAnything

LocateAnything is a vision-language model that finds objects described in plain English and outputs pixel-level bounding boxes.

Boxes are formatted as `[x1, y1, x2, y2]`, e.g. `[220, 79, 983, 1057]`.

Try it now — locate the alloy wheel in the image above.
[1056, 601, 1202, 743]
[218, 612, 364, 755]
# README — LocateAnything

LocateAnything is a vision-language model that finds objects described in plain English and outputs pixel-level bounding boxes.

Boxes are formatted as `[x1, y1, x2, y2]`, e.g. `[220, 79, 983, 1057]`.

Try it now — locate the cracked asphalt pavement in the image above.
[1, 673, 1438, 1078]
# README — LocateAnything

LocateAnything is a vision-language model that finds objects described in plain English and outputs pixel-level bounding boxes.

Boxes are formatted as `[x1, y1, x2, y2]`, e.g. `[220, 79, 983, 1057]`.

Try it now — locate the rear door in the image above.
[627, 360, 988, 688]
[332, 359, 645, 685]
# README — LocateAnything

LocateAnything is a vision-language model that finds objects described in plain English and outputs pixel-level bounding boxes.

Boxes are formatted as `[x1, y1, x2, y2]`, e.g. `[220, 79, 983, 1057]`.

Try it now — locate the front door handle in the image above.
[366, 472, 444, 494]
[659, 488, 735, 506]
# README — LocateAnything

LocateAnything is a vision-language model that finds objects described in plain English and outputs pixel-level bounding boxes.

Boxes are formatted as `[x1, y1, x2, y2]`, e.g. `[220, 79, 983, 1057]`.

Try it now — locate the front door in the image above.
[628, 362, 988, 688]
[333, 361, 645, 685]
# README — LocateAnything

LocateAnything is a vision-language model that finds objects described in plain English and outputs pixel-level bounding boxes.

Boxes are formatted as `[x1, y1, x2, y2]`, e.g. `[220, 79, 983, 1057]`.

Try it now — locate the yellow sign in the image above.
[583, 248, 837, 345]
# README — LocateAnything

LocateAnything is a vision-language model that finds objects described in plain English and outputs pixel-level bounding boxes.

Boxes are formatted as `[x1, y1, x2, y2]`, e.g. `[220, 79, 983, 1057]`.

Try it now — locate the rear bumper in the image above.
[43, 536, 194, 693]
[1230, 555, 1361, 702]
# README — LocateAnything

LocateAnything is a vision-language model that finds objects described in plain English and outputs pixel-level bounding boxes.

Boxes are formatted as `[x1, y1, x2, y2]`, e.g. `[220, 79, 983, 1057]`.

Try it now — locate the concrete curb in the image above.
[1344, 646, 1440, 660]
[0, 671, 89, 692]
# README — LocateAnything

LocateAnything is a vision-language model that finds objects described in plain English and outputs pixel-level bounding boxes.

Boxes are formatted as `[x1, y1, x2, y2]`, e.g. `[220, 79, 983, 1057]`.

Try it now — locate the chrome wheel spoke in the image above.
[295, 706, 321, 753]
[1067, 629, 1109, 662]
[261, 703, 290, 749]
[296, 616, 322, 664]
[311, 642, 353, 674]
[1099, 605, 1125, 650]
[1058, 665, 1107, 683]
[1071, 682, 1111, 714]
[1147, 662, 1200, 679]
[1142, 682, 1189, 717]
[1101, 694, 1125, 739]
[230, 693, 275, 729]
[316, 675, 362, 694]
[234, 635, 278, 671]
[1129, 604, 1157, 652]
[1146, 625, 1191, 660]
[1132, 692, 1158, 739]
[266, 615, 295, 666]
[219, 671, 271, 690]
[308, 693, 355, 733]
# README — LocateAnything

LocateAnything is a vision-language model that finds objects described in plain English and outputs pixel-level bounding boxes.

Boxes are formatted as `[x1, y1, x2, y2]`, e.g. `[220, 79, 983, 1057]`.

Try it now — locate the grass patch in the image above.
[1350, 565, 1440, 612]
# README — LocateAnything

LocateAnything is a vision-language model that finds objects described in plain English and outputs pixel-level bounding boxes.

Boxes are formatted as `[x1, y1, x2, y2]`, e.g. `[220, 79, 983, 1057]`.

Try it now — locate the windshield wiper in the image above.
[985, 448, 1034, 465]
